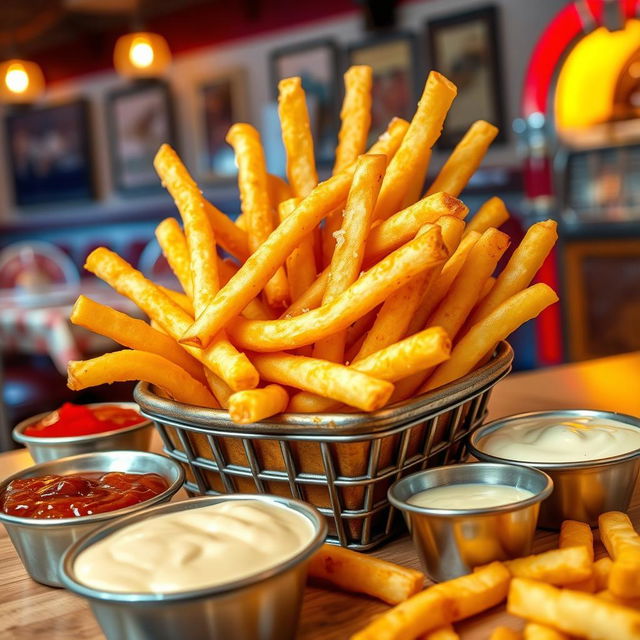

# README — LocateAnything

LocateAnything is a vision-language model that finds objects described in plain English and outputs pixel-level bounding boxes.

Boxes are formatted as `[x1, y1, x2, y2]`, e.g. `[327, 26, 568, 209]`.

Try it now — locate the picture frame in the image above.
[106, 79, 177, 194]
[270, 38, 340, 165]
[5, 100, 95, 208]
[426, 5, 506, 148]
[347, 32, 419, 146]
[196, 69, 249, 183]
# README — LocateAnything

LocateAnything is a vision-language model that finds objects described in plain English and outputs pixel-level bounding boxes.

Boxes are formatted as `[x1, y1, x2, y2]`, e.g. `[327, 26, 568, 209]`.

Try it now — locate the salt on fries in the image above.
[66, 63, 558, 424]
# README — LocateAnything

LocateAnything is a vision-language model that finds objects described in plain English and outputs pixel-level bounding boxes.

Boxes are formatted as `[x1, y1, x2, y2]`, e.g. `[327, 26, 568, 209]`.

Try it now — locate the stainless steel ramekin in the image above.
[469, 410, 640, 528]
[12, 402, 153, 463]
[60, 495, 327, 640]
[388, 462, 552, 581]
[0, 450, 184, 587]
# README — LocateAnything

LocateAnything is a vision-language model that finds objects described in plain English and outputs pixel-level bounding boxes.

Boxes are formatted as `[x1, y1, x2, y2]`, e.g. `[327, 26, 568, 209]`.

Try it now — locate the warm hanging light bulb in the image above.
[0, 59, 45, 103]
[114, 32, 171, 78]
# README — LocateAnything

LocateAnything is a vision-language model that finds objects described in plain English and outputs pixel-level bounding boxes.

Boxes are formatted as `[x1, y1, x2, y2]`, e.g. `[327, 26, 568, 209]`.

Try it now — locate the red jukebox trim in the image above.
[520, 0, 639, 365]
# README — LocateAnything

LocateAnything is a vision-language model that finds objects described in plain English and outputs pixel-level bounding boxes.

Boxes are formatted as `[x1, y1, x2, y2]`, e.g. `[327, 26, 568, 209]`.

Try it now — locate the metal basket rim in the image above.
[135, 341, 513, 438]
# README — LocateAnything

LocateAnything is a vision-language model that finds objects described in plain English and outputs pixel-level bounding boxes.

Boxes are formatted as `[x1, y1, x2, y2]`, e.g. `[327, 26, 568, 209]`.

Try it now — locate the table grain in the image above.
[1, 351, 639, 639]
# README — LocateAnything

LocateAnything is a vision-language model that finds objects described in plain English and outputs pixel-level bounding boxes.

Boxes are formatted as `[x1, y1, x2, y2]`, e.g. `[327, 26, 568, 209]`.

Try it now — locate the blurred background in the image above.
[1, 0, 639, 440]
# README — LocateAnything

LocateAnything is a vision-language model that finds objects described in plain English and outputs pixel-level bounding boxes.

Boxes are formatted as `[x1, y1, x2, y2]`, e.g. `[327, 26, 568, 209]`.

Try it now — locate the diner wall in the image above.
[0, 0, 561, 225]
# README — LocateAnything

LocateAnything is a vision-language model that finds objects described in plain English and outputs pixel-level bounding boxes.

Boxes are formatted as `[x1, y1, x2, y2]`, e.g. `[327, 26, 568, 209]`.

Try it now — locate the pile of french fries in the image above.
[66, 65, 560, 423]
[305, 511, 640, 640]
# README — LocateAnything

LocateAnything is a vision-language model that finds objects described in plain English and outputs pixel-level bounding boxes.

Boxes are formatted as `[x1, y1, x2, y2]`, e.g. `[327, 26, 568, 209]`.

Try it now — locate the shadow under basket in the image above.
[134, 341, 513, 550]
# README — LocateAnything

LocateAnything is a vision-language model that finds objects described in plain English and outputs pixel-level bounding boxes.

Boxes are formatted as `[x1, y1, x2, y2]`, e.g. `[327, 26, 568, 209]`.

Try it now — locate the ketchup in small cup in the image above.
[22, 403, 144, 439]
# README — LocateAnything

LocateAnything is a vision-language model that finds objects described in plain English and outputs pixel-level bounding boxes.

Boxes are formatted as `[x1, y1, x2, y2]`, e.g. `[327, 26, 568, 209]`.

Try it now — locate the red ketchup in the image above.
[1, 472, 169, 519]
[23, 403, 144, 438]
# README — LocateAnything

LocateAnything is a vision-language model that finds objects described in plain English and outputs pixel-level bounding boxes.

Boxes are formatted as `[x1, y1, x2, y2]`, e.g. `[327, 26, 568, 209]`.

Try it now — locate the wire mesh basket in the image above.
[134, 341, 513, 550]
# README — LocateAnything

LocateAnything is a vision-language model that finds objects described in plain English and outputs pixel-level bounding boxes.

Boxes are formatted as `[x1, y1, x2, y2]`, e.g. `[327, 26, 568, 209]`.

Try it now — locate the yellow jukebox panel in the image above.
[563, 238, 640, 362]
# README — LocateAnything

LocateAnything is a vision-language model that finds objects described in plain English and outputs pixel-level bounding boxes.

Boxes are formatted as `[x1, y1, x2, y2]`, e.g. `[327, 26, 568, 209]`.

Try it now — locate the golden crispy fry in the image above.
[478, 276, 496, 303]
[464, 197, 509, 237]
[560, 520, 594, 562]
[469, 220, 558, 325]
[490, 627, 523, 640]
[227, 123, 289, 308]
[593, 557, 613, 592]
[424, 283, 559, 391]
[227, 384, 289, 424]
[599, 511, 640, 598]
[288, 326, 451, 412]
[70, 295, 205, 385]
[267, 173, 292, 207]
[155, 217, 192, 297]
[228, 226, 448, 352]
[507, 577, 640, 640]
[351, 588, 453, 640]
[426, 120, 498, 197]
[278, 197, 317, 303]
[313, 154, 386, 362]
[251, 352, 393, 411]
[203, 369, 233, 409]
[85, 248, 258, 392]
[597, 589, 640, 609]
[364, 192, 467, 265]
[235, 211, 247, 230]
[216, 258, 275, 321]
[504, 546, 593, 585]
[67, 350, 217, 408]
[201, 199, 251, 262]
[159, 286, 194, 315]
[523, 623, 569, 640]
[400, 148, 431, 210]
[372, 71, 457, 221]
[308, 543, 423, 605]
[278, 77, 318, 197]
[421, 626, 459, 640]
[180, 170, 355, 347]
[333, 65, 373, 173]
[154, 145, 221, 315]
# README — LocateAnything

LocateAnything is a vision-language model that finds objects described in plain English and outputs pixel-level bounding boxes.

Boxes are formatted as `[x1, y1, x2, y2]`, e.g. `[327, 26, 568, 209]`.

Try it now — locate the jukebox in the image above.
[519, 0, 640, 364]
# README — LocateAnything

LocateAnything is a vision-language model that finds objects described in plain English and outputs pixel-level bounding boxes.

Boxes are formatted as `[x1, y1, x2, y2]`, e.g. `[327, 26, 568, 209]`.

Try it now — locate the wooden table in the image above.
[2, 352, 639, 639]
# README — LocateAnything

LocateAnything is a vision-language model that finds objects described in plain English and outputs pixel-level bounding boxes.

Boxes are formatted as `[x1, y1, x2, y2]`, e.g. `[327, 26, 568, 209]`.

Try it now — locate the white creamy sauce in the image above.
[73, 500, 315, 593]
[479, 416, 640, 463]
[407, 483, 534, 509]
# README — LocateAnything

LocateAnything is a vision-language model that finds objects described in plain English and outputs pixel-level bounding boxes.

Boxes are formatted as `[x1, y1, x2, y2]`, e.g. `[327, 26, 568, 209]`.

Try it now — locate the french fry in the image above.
[250, 352, 394, 411]
[372, 71, 457, 221]
[597, 589, 640, 610]
[425, 120, 498, 197]
[523, 623, 570, 640]
[67, 350, 217, 408]
[308, 543, 423, 605]
[424, 283, 559, 391]
[288, 327, 451, 413]
[464, 196, 509, 237]
[593, 556, 613, 592]
[503, 546, 593, 586]
[491, 627, 523, 640]
[85, 248, 259, 391]
[350, 588, 454, 640]
[155, 217, 192, 297]
[400, 148, 431, 210]
[278, 197, 317, 303]
[333, 65, 373, 173]
[70, 295, 205, 385]
[201, 199, 251, 262]
[507, 577, 640, 640]
[180, 169, 355, 347]
[364, 192, 468, 265]
[469, 220, 558, 325]
[281, 268, 329, 318]
[216, 258, 275, 321]
[227, 226, 448, 352]
[560, 520, 594, 561]
[599, 511, 640, 598]
[159, 286, 194, 316]
[227, 384, 289, 424]
[203, 369, 233, 409]
[421, 626, 459, 640]
[313, 154, 386, 362]
[477, 276, 496, 303]
[278, 76, 318, 197]
[227, 123, 289, 308]
[267, 173, 292, 207]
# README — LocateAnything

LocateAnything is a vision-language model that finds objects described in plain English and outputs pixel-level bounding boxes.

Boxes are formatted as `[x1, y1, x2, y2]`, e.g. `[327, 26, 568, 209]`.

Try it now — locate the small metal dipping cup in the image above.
[13, 402, 153, 463]
[0, 450, 184, 587]
[388, 462, 552, 582]
[60, 495, 327, 640]
[469, 410, 640, 528]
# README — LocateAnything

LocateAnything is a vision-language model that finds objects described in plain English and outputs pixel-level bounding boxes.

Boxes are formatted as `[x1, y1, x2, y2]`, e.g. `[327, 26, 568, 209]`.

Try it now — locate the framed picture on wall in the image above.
[348, 33, 418, 146]
[270, 39, 340, 164]
[5, 100, 95, 207]
[426, 5, 506, 148]
[197, 70, 248, 182]
[106, 80, 177, 194]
